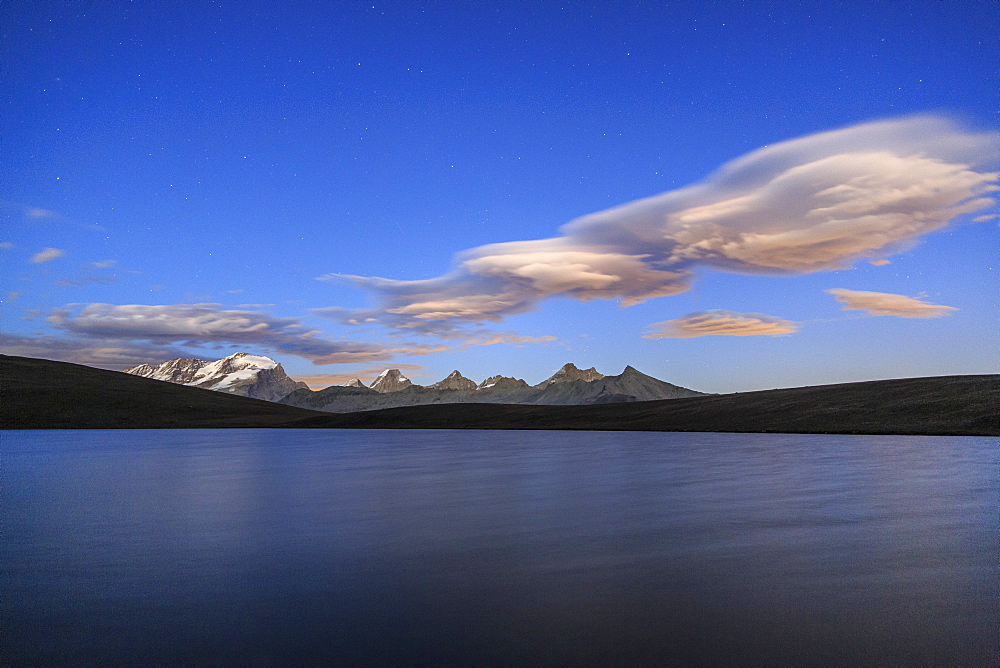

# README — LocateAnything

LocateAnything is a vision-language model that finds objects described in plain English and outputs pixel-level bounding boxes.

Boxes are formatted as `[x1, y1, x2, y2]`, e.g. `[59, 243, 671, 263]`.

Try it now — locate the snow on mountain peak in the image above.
[124, 351, 303, 401]
[220, 352, 277, 369]
[369, 369, 412, 393]
[191, 353, 277, 387]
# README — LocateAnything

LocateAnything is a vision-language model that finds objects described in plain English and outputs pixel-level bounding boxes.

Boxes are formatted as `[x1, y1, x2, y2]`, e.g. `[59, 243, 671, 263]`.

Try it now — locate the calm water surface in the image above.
[2, 429, 997, 665]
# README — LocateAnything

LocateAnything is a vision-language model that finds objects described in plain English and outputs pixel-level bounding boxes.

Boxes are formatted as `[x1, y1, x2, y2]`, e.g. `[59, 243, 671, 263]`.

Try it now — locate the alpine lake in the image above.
[3, 429, 997, 665]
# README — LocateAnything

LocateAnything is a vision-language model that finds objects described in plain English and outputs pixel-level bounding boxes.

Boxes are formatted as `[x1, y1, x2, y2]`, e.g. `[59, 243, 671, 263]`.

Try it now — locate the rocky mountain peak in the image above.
[430, 370, 477, 391]
[125, 356, 209, 384]
[369, 369, 412, 393]
[535, 362, 605, 388]
[338, 378, 365, 388]
[477, 375, 530, 391]
[125, 351, 304, 402]
[282, 360, 703, 412]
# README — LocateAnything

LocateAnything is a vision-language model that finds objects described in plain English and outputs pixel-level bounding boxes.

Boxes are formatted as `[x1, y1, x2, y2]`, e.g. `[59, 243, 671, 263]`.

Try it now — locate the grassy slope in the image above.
[284, 374, 999, 436]
[2, 355, 997, 435]
[0, 354, 324, 429]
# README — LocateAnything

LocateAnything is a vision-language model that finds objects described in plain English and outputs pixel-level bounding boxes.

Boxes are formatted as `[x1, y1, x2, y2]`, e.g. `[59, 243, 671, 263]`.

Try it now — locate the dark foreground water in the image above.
[2, 430, 997, 665]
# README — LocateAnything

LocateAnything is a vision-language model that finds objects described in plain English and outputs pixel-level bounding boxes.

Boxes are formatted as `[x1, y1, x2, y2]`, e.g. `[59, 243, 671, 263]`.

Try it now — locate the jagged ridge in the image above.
[430, 370, 478, 391]
[534, 362, 604, 388]
[124, 355, 703, 410]
[280, 362, 704, 413]
[369, 368, 412, 393]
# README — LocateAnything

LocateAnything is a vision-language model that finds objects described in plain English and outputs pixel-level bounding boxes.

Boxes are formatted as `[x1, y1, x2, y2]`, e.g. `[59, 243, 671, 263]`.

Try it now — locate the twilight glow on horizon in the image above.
[2, 1, 998, 393]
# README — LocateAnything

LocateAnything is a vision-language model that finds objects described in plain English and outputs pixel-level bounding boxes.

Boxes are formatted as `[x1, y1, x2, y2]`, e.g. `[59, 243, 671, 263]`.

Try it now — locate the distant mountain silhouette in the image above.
[280, 362, 705, 413]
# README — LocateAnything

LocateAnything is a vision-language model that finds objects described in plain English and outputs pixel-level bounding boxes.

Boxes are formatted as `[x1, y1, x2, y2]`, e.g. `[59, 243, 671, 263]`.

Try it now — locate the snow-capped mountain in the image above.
[125, 352, 307, 402]
[337, 378, 365, 388]
[369, 368, 412, 393]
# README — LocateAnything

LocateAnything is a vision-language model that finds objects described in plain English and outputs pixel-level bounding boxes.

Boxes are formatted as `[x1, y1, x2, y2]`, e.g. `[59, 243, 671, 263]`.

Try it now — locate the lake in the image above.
[2, 429, 997, 665]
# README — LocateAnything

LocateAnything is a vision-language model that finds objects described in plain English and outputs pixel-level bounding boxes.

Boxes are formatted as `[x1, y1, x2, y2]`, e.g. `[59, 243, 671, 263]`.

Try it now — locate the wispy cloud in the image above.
[644, 310, 799, 338]
[0, 242, 13, 250]
[55, 275, 116, 287]
[47, 303, 295, 339]
[47, 302, 451, 365]
[291, 372, 359, 389]
[292, 362, 428, 389]
[12, 203, 108, 232]
[461, 331, 558, 346]
[869, 259, 891, 266]
[92, 259, 117, 268]
[0, 332, 190, 371]
[323, 116, 997, 332]
[26, 207, 59, 219]
[31, 247, 65, 264]
[312, 305, 558, 347]
[417, 324, 558, 347]
[826, 288, 958, 318]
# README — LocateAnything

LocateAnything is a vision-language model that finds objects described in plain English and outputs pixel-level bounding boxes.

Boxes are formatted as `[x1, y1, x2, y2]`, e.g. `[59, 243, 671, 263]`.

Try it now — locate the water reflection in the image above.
[3, 430, 997, 665]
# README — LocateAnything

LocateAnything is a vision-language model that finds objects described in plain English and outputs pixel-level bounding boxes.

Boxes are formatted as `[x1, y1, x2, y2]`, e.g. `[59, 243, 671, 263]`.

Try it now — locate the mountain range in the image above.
[125, 354, 705, 412]
[3, 354, 997, 435]
[280, 362, 704, 413]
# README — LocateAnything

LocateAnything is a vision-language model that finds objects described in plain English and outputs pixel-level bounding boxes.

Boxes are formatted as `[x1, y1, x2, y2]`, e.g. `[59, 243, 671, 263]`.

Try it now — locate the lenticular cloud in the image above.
[826, 289, 959, 318]
[324, 116, 998, 330]
[46, 303, 450, 365]
[643, 310, 799, 338]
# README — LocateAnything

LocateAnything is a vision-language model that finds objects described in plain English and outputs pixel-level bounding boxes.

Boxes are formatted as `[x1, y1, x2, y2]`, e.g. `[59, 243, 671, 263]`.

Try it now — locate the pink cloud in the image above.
[826, 289, 958, 318]
[324, 116, 997, 331]
[644, 310, 799, 338]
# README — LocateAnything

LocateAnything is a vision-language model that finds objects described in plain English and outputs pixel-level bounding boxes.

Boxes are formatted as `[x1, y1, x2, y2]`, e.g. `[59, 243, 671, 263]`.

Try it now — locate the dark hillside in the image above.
[284, 375, 999, 436]
[2, 355, 996, 435]
[0, 354, 324, 429]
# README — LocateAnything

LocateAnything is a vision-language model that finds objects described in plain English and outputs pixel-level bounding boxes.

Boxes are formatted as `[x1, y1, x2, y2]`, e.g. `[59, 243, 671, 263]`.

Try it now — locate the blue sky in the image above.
[2, 0, 998, 393]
